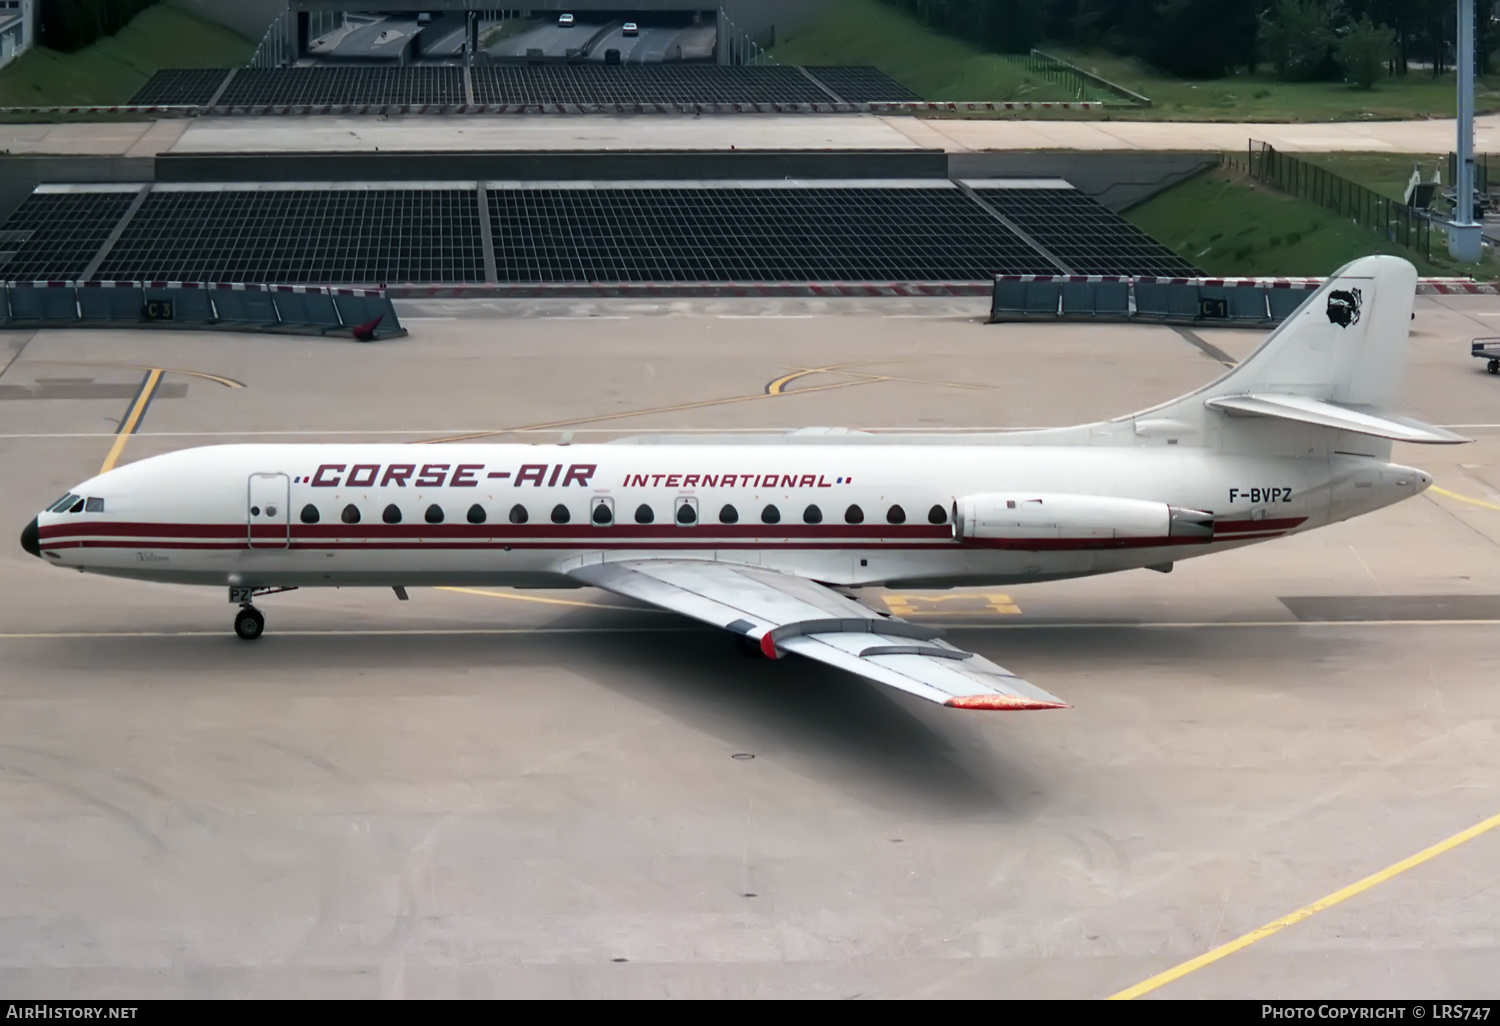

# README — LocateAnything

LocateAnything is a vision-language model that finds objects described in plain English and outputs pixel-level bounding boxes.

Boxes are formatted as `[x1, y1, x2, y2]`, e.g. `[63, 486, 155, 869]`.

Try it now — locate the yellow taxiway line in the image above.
[1110, 811, 1500, 999]
[98, 368, 163, 474]
[1430, 485, 1500, 513]
[437, 586, 649, 611]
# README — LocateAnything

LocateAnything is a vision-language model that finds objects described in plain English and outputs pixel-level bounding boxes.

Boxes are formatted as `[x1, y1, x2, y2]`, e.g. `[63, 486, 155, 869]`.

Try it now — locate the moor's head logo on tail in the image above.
[1326, 288, 1362, 328]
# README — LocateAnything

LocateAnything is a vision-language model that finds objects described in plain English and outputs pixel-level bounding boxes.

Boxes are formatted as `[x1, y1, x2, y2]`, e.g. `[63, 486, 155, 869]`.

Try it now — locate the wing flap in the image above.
[1205, 393, 1469, 444]
[566, 558, 1067, 711]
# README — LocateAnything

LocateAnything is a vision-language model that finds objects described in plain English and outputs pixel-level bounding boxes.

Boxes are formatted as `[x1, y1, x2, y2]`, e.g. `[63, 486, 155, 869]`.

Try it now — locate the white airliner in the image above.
[20, 256, 1465, 711]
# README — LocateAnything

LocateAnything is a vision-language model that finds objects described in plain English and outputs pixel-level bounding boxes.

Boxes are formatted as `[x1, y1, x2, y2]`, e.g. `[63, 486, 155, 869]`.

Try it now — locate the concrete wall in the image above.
[280, 2, 834, 42]
[172, 0, 284, 44]
[948, 151, 1219, 211]
[0, 156, 154, 226]
[156, 148, 949, 182]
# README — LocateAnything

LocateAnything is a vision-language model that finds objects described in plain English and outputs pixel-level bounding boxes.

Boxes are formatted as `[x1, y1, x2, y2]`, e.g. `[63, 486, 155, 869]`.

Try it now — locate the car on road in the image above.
[623, 21, 638, 36]
[559, 13, 574, 27]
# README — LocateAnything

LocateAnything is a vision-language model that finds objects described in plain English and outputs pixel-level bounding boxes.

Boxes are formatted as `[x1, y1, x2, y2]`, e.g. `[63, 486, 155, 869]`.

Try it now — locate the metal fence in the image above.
[1247, 141, 1434, 262]
[252, 9, 343, 69]
[717, 8, 777, 66]
[1020, 50, 1151, 106]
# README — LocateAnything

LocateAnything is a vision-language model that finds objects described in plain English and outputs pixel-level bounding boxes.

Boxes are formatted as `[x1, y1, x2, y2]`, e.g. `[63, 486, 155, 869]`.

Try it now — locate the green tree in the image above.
[1259, 0, 1337, 81]
[1335, 16, 1397, 88]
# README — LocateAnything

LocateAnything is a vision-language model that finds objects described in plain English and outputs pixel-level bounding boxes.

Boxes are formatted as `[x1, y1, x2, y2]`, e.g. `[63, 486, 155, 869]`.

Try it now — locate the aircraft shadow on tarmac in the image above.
[24, 606, 1380, 816]
[29, 609, 1059, 818]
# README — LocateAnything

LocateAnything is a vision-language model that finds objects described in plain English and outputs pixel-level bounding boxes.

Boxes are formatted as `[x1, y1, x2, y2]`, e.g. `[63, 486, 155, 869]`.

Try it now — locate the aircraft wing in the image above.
[565, 559, 1067, 710]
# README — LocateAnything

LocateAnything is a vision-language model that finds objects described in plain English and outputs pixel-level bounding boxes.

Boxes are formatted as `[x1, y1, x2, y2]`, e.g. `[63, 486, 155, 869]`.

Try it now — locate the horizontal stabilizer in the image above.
[1205, 393, 1469, 444]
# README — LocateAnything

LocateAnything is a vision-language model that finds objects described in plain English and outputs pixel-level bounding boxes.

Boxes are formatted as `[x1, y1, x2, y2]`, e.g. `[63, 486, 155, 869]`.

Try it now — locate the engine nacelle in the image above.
[952, 493, 1214, 545]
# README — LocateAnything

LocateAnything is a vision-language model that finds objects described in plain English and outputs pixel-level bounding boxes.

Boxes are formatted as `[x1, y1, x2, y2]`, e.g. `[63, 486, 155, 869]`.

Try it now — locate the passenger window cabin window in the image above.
[928, 504, 947, 525]
[383, 504, 402, 525]
[84, 498, 104, 513]
[551, 504, 570, 524]
[844, 504, 862, 524]
[634, 504, 654, 524]
[467, 504, 486, 525]
[803, 504, 822, 524]
[761, 504, 781, 525]
[509, 504, 528, 524]
[592, 502, 613, 526]
[300, 504, 320, 524]
[341, 504, 361, 525]
[675, 500, 697, 525]
[425, 504, 444, 525]
[887, 504, 906, 524]
[719, 504, 738, 524]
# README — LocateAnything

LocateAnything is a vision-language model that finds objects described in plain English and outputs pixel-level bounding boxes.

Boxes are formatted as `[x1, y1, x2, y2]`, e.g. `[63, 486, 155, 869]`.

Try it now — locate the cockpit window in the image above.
[47, 494, 78, 513]
[68, 498, 85, 514]
[84, 497, 104, 513]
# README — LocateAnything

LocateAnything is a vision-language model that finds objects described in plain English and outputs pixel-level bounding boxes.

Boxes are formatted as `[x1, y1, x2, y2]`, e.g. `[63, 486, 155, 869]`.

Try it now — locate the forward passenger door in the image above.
[247, 473, 290, 549]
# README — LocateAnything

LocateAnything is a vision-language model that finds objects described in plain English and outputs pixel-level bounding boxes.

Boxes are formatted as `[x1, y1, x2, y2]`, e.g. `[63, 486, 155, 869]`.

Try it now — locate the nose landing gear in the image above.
[227, 586, 295, 640]
[234, 605, 265, 641]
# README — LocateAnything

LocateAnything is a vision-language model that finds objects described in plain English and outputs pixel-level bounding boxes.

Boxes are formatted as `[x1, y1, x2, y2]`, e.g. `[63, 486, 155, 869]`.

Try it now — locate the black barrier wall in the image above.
[0, 282, 406, 339]
[990, 277, 1317, 326]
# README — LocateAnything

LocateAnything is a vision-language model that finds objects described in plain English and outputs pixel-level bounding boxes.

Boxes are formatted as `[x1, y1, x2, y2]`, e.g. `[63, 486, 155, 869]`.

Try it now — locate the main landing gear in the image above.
[234, 605, 265, 641]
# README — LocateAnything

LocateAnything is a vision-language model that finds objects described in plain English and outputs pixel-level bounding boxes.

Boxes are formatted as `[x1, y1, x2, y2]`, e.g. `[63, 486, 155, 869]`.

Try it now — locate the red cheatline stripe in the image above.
[43, 532, 1291, 554]
[38, 517, 1299, 543]
[1215, 517, 1305, 533]
[49, 540, 957, 552]
[39, 521, 956, 542]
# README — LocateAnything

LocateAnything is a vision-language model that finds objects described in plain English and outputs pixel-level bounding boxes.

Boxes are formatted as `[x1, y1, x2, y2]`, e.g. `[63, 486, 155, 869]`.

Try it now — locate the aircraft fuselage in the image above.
[29, 442, 1429, 590]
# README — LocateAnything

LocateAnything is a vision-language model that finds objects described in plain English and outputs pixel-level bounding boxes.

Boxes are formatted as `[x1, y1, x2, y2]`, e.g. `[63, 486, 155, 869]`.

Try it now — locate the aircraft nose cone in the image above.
[20, 516, 40, 558]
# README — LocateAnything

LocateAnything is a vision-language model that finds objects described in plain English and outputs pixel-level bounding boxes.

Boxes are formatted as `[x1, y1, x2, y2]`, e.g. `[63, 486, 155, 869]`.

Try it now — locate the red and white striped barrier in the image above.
[993, 274, 1500, 295]
[379, 281, 996, 300]
[0, 99, 1121, 117]
[11, 278, 1497, 299]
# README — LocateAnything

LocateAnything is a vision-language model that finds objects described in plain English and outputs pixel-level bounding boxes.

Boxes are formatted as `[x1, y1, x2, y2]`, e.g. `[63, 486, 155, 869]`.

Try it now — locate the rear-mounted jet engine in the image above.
[951, 494, 1214, 545]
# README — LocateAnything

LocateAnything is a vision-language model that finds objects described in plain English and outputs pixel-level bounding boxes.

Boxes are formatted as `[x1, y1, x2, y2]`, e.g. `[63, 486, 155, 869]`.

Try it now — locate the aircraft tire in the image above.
[1488, 359, 1499, 374]
[234, 606, 265, 641]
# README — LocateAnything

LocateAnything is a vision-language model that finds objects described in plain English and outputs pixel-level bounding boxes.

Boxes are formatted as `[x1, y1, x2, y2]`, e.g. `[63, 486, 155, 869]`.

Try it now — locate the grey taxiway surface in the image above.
[1, 296, 1497, 998]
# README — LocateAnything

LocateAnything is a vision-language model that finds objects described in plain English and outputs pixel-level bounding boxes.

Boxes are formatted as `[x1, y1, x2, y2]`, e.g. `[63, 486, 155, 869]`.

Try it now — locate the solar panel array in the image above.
[0, 183, 1205, 285]
[96, 190, 485, 284]
[126, 65, 922, 106]
[216, 66, 468, 106]
[128, 68, 232, 106]
[488, 187, 1056, 281]
[977, 187, 1202, 277]
[0, 191, 137, 281]
[471, 65, 834, 105]
[803, 66, 923, 103]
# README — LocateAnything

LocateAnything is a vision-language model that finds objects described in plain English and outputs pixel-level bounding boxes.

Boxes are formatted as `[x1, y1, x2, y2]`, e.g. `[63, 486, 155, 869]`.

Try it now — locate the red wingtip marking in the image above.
[944, 695, 1070, 711]
[759, 633, 779, 659]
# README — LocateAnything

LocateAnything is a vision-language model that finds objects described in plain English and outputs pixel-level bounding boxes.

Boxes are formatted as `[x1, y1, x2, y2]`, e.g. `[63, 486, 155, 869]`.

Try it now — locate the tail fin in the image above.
[1154, 255, 1466, 445]
[1217, 254, 1415, 411]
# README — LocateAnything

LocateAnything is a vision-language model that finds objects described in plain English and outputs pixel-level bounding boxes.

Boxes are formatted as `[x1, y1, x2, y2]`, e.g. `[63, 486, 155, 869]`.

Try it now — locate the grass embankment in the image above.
[769, 0, 1091, 102]
[772, 0, 1500, 119]
[1052, 48, 1500, 121]
[0, 4, 253, 106]
[1126, 167, 1493, 278]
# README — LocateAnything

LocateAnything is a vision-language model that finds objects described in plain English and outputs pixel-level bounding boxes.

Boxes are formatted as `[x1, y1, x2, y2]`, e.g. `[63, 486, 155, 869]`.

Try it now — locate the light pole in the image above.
[1450, 0, 1483, 262]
